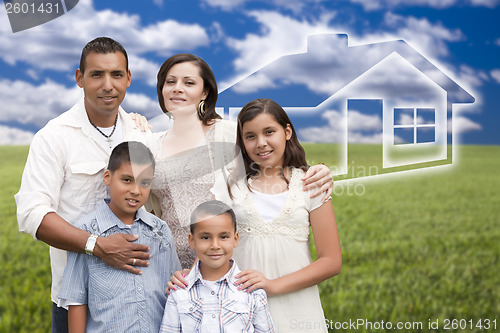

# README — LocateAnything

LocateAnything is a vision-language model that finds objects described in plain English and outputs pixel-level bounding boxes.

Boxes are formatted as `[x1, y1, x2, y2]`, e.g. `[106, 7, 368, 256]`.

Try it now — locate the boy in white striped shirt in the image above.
[160, 200, 275, 332]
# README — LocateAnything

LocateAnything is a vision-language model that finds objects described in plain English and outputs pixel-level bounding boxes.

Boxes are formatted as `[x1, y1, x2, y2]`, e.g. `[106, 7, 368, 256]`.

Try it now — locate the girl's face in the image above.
[241, 112, 292, 171]
[162, 61, 208, 115]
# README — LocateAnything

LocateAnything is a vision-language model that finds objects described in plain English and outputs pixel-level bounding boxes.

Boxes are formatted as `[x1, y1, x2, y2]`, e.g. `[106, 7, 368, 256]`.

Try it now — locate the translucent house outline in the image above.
[216, 34, 475, 178]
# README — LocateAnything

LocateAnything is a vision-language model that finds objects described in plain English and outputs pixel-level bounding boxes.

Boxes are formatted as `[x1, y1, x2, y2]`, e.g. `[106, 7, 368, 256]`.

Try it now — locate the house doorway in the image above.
[346, 99, 383, 179]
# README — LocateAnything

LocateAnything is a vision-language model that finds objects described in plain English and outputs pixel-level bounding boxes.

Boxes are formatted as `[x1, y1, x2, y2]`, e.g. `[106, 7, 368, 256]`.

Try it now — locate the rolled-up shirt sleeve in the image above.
[15, 129, 64, 240]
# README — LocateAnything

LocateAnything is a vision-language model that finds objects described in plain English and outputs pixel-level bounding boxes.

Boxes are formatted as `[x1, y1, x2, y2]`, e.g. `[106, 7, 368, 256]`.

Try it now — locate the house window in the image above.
[394, 108, 435, 145]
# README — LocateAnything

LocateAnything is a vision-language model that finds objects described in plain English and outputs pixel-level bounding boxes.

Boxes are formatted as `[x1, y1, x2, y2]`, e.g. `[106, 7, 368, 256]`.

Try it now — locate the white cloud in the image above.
[349, 0, 499, 10]
[0, 126, 35, 145]
[350, 0, 455, 10]
[0, 0, 208, 84]
[380, 13, 464, 58]
[0, 78, 161, 131]
[202, 0, 320, 13]
[348, 110, 382, 131]
[450, 115, 482, 134]
[490, 69, 500, 84]
[26, 69, 40, 81]
[396, 113, 415, 126]
[299, 110, 345, 143]
[299, 110, 382, 143]
[222, 11, 474, 96]
[122, 92, 163, 120]
[221, 10, 339, 89]
[153, 0, 164, 7]
[128, 55, 160, 87]
[202, 0, 247, 11]
[468, 0, 500, 7]
[453, 64, 488, 88]
[0, 79, 82, 127]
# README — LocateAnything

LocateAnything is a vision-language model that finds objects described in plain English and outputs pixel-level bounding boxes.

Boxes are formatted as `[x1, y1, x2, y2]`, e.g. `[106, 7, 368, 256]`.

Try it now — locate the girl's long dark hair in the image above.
[228, 98, 308, 198]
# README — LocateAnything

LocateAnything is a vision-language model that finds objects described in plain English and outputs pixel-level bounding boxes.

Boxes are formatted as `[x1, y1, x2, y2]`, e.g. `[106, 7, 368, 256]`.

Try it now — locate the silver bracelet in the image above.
[85, 234, 99, 256]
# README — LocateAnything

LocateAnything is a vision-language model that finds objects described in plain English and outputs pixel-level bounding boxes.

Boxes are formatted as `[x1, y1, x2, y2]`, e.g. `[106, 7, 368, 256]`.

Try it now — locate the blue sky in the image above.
[0, 0, 499, 145]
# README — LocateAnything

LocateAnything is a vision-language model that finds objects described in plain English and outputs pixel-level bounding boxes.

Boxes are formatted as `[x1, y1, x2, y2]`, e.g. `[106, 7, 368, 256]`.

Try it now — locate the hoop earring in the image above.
[198, 100, 206, 118]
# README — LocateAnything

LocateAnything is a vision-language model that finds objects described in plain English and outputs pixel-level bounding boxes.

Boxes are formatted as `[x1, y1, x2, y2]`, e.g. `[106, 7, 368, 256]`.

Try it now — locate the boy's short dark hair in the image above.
[108, 141, 155, 172]
[190, 200, 236, 233]
[80, 37, 128, 74]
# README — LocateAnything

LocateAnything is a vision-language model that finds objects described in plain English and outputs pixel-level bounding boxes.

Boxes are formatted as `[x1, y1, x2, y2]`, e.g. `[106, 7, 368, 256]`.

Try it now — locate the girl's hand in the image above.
[234, 269, 276, 295]
[129, 112, 153, 131]
[166, 269, 190, 295]
[302, 164, 333, 202]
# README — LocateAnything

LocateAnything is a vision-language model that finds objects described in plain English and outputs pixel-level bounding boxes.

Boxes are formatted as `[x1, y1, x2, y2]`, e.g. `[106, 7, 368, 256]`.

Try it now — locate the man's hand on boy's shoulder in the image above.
[94, 233, 151, 274]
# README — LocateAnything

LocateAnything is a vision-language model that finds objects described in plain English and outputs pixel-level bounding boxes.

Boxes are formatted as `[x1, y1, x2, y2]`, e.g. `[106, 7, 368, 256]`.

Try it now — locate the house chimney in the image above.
[307, 34, 348, 54]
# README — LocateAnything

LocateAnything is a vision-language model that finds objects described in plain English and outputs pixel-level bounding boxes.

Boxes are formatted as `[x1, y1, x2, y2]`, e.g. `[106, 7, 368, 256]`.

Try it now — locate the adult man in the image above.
[15, 37, 151, 333]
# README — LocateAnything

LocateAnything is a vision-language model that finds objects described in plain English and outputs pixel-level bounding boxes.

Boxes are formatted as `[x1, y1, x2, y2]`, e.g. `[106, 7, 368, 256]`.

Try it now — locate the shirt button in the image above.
[211, 291, 215, 295]
[212, 314, 216, 319]
[189, 307, 194, 311]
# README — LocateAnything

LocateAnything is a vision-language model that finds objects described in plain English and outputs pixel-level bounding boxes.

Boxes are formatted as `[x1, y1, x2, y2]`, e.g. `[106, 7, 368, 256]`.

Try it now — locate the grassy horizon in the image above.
[1, 144, 499, 332]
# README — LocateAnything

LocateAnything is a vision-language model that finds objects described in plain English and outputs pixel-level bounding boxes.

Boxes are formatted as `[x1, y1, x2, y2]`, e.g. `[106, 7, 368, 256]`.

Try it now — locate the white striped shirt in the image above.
[160, 260, 276, 332]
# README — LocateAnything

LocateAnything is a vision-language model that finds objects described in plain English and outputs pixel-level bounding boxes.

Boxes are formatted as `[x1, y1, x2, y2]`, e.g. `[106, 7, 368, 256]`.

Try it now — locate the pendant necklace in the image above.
[89, 114, 118, 148]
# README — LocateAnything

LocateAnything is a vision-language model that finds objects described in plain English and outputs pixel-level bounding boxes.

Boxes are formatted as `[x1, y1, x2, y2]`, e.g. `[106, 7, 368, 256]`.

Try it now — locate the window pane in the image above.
[416, 108, 435, 125]
[394, 108, 414, 125]
[394, 128, 414, 145]
[417, 127, 435, 143]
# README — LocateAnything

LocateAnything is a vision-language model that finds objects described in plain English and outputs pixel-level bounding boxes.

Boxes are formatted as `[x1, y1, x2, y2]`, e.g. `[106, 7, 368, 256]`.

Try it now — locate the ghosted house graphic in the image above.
[216, 34, 474, 177]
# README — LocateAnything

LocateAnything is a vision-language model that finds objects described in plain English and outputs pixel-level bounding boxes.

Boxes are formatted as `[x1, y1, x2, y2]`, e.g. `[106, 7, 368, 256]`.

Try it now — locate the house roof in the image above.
[217, 34, 474, 107]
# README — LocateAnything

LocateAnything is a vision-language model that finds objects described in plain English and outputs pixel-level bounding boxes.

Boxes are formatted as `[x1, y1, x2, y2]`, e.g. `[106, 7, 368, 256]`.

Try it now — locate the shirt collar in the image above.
[64, 98, 128, 130]
[187, 259, 240, 292]
[93, 199, 153, 233]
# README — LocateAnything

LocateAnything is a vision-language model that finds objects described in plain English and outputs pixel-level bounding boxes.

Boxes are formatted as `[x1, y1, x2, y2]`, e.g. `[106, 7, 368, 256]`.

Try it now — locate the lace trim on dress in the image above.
[236, 168, 310, 240]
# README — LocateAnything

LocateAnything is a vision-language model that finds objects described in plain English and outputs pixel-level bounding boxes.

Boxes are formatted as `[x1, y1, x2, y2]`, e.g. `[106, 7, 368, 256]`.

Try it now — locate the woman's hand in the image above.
[302, 164, 333, 201]
[234, 269, 277, 295]
[129, 112, 153, 131]
[166, 269, 190, 294]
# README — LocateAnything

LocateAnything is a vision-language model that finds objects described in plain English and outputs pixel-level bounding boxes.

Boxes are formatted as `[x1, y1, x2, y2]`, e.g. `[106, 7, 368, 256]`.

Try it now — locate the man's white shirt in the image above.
[15, 98, 150, 305]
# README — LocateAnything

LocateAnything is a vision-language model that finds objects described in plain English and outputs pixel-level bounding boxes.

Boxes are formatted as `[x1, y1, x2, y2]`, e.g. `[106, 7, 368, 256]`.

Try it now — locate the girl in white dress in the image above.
[211, 98, 342, 332]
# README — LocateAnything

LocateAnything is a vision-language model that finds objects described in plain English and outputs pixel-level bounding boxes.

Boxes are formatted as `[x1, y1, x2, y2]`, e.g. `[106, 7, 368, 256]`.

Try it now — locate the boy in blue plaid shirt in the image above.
[160, 200, 275, 332]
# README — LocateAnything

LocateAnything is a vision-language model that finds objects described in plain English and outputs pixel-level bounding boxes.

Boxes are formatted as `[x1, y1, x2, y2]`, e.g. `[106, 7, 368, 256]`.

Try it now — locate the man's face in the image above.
[76, 51, 131, 126]
[189, 213, 239, 281]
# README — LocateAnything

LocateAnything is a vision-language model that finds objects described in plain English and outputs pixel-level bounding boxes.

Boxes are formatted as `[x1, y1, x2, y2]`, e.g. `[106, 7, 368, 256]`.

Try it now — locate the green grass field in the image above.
[1, 144, 499, 332]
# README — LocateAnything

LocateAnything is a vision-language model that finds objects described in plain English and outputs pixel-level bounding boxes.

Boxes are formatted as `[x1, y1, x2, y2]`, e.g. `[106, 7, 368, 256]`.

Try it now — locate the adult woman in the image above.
[146, 54, 332, 269]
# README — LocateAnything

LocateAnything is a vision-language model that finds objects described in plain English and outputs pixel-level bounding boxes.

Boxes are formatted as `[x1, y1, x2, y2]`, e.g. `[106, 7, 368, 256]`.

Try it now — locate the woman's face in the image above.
[162, 61, 207, 114]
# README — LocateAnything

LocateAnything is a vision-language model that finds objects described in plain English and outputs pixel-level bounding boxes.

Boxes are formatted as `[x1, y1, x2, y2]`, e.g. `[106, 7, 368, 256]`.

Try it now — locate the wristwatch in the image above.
[85, 234, 99, 256]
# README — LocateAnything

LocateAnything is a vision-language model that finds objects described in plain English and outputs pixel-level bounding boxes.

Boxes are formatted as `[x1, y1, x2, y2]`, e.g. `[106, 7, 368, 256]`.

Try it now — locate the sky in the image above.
[0, 0, 499, 145]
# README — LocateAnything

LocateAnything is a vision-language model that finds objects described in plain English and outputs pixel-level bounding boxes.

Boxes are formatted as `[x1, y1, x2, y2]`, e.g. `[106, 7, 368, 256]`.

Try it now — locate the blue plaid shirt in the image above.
[59, 200, 181, 333]
[160, 259, 275, 333]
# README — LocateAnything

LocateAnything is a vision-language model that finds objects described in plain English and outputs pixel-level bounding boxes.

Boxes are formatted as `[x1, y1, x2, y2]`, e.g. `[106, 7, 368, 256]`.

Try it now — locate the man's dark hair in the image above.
[107, 141, 155, 172]
[190, 200, 236, 233]
[80, 37, 128, 74]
